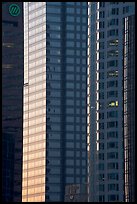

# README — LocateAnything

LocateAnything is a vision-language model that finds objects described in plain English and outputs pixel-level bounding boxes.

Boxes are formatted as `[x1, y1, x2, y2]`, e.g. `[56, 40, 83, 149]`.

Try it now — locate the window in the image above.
[108, 101, 118, 107]
[66, 41, 74, 47]
[107, 29, 118, 37]
[107, 39, 118, 47]
[107, 152, 118, 159]
[107, 142, 118, 149]
[47, 7, 61, 14]
[97, 163, 104, 170]
[111, 8, 119, 15]
[99, 82, 104, 89]
[107, 50, 118, 58]
[99, 42, 104, 49]
[100, 2, 105, 7]
[99, 112, 104, 119]
[99, 132, 104, 140]
[107, 111, 118, 118]
[99, 21, 105, 29]
[99, 62, 104, 69]
[99, 92, 104, 99]
[97, 174, 105, 181]
[99, 11, 105, 18]
[108, 194, 119, 201]
[108, 19, 119, 27]
[99, 122, 104, 129]
[99, 72, 104, 79]
[108, 173, 119, 180]
[66, 16, 74, 22]
[107, 60, 118, 68]
[107, 90, 118, 98]
[99, 143, 104, 150]
[66, 57, 74, 64]
[107, 121, 118, 128]
[66, 24, 74, 31]
[99, 52, 104, 59]
[98, 184, 104, 192]
[107, 162, 118, 169]
[67, 7, 74, 13]
[98, 153, 104, 160]
[107, 131, 118, 139]
[99, 102, 104, 110]
[107, 80, 118, 88]
[47, 15, 61, 22]
[108, 184, 119, 191]
[66, 33, 74, 39]
[123, 6, 129, 14]
[99, 32, 104, 39]
[66, 49, 75, 56]
[99, 195, 105, 202]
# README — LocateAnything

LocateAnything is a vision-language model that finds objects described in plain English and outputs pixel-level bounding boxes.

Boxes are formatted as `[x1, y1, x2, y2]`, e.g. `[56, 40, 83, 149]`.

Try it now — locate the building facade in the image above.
[2, 2, 24, 202]
[22, 2, 88, 202]
[124, 14, 135, 202]
[88, 2, 135, 202]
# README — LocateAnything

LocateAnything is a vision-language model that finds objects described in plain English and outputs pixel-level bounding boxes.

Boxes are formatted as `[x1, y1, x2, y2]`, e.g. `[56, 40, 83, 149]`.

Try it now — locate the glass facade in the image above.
[22, 2, 88, 202]
[2, 2, 24, 202]
[22, 2, 46, 202]
[88, 2, 135, 202]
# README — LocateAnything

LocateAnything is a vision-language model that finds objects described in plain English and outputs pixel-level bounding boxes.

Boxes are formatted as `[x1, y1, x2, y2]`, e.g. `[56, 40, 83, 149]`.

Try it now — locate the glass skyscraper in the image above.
[22, 2, 88, 202]
[2, 2, 24, 202]
[88, 2, 135, 202]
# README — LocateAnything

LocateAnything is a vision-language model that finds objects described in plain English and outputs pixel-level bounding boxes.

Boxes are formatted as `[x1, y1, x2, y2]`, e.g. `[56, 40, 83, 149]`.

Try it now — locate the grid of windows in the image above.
[23, 2, 88, 202]
[88, 2, 135, 202]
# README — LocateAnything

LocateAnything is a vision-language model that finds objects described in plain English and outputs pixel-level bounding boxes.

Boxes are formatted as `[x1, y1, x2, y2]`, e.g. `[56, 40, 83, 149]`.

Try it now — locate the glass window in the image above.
[66, 177, 74, 183]
[99, 132, 104, 140]
[66, 16, 75, 22]
[108, 173, 119, 180]
[107, 121, 118, 128]
[107, 90, 118, 98]
[107, 152, 118, 159]
[107, 162, 118, 169]
[66, 159, 74, 166]
[66, 168, 74, 174]
[108, 194, 119, 201]
[66, 124, 74, 131]
[107, 111, 118, 118]
[66, 33, 75, 39]
[76, 17, 80, 23]
[98, 184, 105, 192]
[99, 195, 105, 202]
[97, 163, 104, 171]
[108, 100, 118, 107]
[107, 39, 118, 47]
[66, 7, 74, 13]
[107, 80, 118, 88]
[66, 24, 74, 31]
[66, 41, 74, 47]
[47, 7, 61, 14]
[66, 57, 74, 64]
[76, 25, 80, 31]
[108, 184, 119, 191]
[107, 131, 118, 139]
[98, 153, 104, 160]
[66, 49, 75, 55]
[47, 15, 61, 22]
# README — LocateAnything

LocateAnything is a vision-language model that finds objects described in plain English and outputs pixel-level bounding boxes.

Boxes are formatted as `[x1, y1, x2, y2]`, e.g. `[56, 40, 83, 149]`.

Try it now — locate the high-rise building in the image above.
[88, 2, 135, 202]
[124, 14, 135, 202]
[2, 2, 24, 202]
[22, 2, 88, 202]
